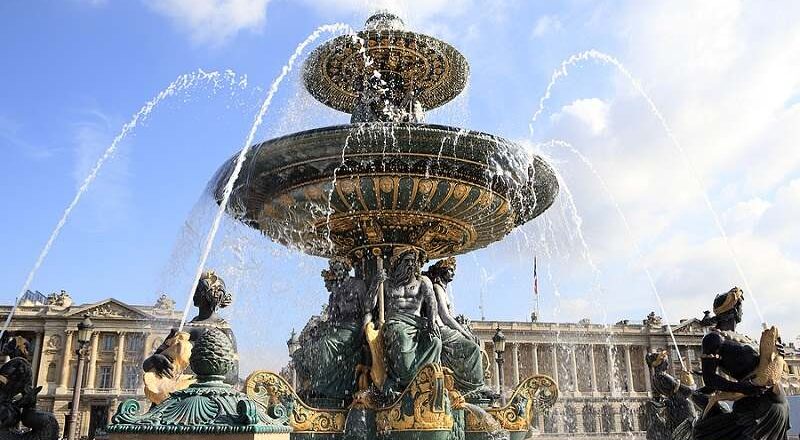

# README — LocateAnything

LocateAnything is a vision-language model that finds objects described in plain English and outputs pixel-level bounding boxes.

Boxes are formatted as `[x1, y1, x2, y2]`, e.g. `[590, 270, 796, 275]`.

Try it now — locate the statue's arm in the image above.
[143, 329, 176, 375]
[358, 280, 375, 328]
[420, 277, 440, 338]
[699, 332, 764, 395]
[433, 284, 470, 338]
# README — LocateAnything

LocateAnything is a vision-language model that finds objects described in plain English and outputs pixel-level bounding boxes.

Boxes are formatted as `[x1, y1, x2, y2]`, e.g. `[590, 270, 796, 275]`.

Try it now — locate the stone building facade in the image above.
[2, 290, 181, 439]
[470, 314, 800, 439]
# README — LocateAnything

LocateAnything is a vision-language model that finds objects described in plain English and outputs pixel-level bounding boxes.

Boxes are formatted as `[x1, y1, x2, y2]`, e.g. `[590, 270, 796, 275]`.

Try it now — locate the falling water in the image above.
[179, 23, 355, 329]
[1, 69, 244, 341]
[528, 49, 765, 325]
[542, 139, 687, 369]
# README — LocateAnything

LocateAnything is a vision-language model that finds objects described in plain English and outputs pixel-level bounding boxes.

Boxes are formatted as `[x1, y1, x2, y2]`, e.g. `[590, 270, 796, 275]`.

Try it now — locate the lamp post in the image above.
[287, 329, 300, 389]
[492, 327, 506, 406]
[66, 315, 94, 440]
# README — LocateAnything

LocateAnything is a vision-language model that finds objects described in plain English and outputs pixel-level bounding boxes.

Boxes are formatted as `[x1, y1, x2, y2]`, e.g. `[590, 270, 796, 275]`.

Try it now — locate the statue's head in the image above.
[193, 270, 232, 312]
[646, 350, 669, 373]
[389, 246, 426, 284]
[1, 336, 30, 359]
[424, 257, 457, 284]
[713, 286, 744, 324]
[322, 257, 352, 291]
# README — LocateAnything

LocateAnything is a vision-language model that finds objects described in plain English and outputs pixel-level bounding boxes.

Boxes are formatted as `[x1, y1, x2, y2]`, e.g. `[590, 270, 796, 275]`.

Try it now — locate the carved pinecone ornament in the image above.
[190, 328, 234, 377]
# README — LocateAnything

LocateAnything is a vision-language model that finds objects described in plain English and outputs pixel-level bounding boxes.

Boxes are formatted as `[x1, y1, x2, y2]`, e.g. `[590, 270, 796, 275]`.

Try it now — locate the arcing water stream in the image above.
[528, 49, 766, 326]
[178, 23, 355, 329]
[541, 139, 688, 369]
[0, 69, 245, 342]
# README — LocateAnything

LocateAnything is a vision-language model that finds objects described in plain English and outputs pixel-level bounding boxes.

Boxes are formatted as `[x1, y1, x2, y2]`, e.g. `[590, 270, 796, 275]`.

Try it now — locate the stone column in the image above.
[642, 346, 652, 392]
[570, 346, 579, 394]
[114, 331, 126, 390]
[589, 344, 598, 392]
[607, 345, 616, 395]
[86, 333, 100, 389]
[550, 345, 559, 386]
[58, 330, 74, 389]
[30, 332, 43, 386]
[624, 345, 634, 393]
[531, 343, 539, 374]
[512, 343, 520, 386]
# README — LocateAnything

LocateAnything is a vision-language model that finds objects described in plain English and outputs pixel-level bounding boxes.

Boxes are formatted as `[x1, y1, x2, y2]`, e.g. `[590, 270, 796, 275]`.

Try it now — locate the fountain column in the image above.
[86, 333, 99, 389]
[29, 331, 43, 386]
[114, 331, 126, 390]
[512, 343, 520, 386]
[531, 343, 539, 374]
[58, 330, 74, 390]
[624, 345, 634, 393]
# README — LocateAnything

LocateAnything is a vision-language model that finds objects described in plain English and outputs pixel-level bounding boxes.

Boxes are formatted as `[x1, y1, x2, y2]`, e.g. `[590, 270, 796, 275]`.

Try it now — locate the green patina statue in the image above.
[423, 257, 488, 396]
[380, 247, 442, 394]
[291, 257, 378, 405]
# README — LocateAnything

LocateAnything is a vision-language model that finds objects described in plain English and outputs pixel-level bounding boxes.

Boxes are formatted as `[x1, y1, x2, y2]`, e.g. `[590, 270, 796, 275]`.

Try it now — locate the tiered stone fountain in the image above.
[109, 12, 561, 440]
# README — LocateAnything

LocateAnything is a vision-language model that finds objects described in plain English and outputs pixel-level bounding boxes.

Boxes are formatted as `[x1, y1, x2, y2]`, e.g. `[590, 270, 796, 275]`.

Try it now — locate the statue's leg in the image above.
[440, 327, 484, 393]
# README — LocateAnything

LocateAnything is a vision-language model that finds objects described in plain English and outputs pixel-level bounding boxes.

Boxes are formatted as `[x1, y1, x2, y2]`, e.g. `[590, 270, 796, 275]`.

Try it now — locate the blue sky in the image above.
[3, 1, 800, 373]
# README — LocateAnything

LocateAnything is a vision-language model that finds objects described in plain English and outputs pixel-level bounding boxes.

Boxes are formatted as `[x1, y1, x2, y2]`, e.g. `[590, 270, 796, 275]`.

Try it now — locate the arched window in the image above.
[621, 405, 634, 431]
[582, 405, 596, 433]
[564, 406, 577, 433]
[601, 405, 615, 433]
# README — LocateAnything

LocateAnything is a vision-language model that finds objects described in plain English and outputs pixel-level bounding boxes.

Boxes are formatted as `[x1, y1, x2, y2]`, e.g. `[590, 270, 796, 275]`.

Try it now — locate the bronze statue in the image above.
[0, 337, 58, 440]
[693, 287, 790, 440]
[423, 257, 486, 395]
[645, 350, 704, 440]
[291, 257, 377, 405]
[143, 270, 239, 403]
[379, 247, 441, 393]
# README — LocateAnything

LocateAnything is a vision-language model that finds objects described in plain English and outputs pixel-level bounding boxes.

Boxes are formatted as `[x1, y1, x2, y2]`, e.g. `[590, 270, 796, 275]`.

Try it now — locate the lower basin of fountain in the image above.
[214, 123, 558, 259]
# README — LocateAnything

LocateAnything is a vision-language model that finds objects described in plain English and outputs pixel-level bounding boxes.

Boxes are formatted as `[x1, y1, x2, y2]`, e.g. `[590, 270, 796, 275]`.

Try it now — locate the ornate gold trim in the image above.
[375, 364, 454, 433]
[486, 374, 558, 432]
[244, 370, 347, 434]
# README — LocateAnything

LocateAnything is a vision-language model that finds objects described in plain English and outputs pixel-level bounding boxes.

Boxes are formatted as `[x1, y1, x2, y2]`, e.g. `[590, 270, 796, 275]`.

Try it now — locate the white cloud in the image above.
[531, 15, 561, 38]
[144, 0, 270, 46]
[551, 98, 610, 135]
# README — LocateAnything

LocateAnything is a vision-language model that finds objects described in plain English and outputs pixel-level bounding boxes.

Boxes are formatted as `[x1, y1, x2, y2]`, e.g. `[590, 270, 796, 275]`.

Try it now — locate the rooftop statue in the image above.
[0, 337, 58, 440]
[693, 287, 790, 440]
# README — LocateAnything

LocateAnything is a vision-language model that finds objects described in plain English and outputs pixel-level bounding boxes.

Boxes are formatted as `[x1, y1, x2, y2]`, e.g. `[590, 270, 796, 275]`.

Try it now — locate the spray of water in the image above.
[528, 49, 765, 325]
[542, 139, 687, 369]
[1, 69, 243, 341]
[179, 23, 355, 329]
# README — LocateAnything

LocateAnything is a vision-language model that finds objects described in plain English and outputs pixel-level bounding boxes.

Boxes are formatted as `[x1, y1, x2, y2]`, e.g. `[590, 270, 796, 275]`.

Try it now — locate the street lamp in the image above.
[492, 327, 506, 406]
[287, 329, 300, 389]
[66, 314, 94, 440]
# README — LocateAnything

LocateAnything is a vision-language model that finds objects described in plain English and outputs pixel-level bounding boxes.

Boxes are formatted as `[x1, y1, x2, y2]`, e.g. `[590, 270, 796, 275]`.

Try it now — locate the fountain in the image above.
[214, 12, 558, 440]
[108, 11, 561, 440]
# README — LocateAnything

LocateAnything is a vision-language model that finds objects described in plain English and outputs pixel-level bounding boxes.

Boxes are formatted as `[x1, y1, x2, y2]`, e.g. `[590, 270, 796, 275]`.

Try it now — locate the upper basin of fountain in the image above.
[303, 13, 469, 116]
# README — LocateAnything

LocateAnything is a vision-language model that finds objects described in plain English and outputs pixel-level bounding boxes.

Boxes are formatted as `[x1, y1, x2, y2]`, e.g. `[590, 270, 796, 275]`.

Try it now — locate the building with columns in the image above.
[2, 290, 180, 439]
[470, 314, 800, 439]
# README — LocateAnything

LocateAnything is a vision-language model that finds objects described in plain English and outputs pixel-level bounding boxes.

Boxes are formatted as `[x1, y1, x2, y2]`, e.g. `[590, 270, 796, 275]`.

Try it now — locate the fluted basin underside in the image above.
[214, 123, 558, 259]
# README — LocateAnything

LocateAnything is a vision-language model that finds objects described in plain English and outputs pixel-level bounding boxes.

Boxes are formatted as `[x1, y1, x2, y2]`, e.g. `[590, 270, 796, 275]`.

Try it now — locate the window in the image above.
[601, 405, 615, 433]
[582, 406, 596, 432]
[123, 365, 140, 390]
[46, 362, 57, 382]
[543, 409, 558, 433]
[125, 334, 144, 353]
[621, 405, 634, 431]
[564, 406, 577, 433]
[101, 334, 117, 352]
[98, 366, 113, 389]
